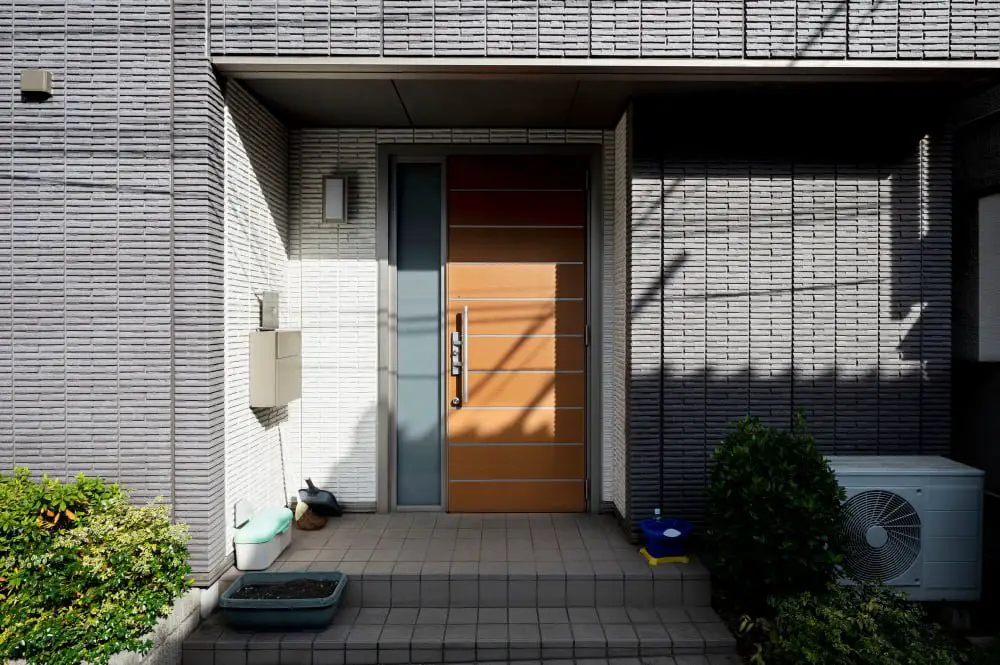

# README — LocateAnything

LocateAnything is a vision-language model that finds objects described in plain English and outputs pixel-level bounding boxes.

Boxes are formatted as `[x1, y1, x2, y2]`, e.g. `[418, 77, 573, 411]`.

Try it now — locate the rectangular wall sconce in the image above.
[324, 176, 347, 222]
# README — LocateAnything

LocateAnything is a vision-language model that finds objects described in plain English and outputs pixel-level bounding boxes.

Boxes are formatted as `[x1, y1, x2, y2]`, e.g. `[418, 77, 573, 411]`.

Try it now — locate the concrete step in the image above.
[442, 659, 742, 665]
[280, 560, 711, 608]
[182, 606, 738, 665]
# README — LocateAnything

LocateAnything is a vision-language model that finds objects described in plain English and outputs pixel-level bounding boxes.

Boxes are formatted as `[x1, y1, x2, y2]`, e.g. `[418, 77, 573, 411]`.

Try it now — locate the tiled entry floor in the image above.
[266, 513, 710, 607]
[182, 514, 737, 664]
[272, 513, 682, 565]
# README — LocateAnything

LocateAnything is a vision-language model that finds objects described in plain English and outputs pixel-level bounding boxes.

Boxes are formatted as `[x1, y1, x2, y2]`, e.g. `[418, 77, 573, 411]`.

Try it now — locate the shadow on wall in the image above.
[227, 80, 290, 257]
[224, 79, 293, 521]
[625, 88, 954, 536]
[951, 107, 1000, 614]
[793, 0, 891, 57]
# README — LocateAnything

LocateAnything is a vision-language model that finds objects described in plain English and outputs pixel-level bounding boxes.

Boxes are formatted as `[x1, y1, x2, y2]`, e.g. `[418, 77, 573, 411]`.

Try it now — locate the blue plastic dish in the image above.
[219, 571, 348, 630]
[640, 518, 693, 558]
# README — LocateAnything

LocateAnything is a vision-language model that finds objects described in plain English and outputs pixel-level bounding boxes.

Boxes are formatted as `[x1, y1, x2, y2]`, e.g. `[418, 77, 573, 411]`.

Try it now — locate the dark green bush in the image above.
[0, 468, 191, 665]
[753, 582, 959, 665]
[964, 635, 1000, 665]
[706, 413, 847, 615]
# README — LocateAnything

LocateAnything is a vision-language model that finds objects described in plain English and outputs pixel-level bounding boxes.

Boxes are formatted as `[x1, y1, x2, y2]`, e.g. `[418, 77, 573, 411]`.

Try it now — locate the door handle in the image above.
[461, 305, 469, 405]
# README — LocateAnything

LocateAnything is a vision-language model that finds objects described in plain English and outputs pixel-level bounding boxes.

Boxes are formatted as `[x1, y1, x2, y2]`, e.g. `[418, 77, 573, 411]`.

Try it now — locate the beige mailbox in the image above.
[249, 330, 302, 408]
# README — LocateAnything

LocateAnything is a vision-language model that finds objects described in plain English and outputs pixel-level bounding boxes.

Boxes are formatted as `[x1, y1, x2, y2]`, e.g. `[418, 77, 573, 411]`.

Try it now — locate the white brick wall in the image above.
[223, 81, 291, 547]
[285, 130, 380, 507]
[287, 128, 621, 506]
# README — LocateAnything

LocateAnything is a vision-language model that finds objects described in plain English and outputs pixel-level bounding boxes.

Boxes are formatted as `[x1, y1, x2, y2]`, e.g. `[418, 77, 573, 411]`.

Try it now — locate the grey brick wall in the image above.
[209, 0, 1000, 58]
[171, 0, 229, 584]
[0, 0, 228, 583]
[626, 101, 952, 530]
[0, 1, 175, 498]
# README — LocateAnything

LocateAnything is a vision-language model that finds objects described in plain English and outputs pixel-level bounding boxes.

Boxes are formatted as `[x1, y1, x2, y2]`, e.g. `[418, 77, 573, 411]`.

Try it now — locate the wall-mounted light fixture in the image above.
[323, 176, 347, 222]
[20, 69, 53, 102]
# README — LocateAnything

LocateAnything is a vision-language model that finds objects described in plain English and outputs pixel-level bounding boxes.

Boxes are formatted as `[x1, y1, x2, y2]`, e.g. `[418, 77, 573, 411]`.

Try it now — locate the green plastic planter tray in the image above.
[219, 571, 349, 630]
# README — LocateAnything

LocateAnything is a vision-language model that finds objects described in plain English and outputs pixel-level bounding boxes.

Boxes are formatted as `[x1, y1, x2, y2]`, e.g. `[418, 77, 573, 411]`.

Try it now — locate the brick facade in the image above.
[1, 0, 995, 584]
[623, 96, 953, 531]
[207, 0, 1000, 59]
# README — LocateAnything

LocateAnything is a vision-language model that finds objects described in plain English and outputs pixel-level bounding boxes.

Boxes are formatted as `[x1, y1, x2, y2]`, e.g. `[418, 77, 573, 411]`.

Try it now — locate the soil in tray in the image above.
[232, 579, 338, 601]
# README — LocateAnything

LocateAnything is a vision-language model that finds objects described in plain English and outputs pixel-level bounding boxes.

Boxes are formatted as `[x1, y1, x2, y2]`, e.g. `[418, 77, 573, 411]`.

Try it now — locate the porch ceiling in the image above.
[219, 58, 1000, 129]
[235, 78, 680, 128]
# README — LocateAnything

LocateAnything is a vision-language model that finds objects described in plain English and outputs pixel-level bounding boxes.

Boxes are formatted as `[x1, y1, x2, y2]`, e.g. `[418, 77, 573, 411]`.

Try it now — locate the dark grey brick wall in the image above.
[951, 84, 1000, 609]
[209, 0, 1000, 58]
[625, 97, 952, 531]
[952, 83, 1000, 492]
[612, 108, 631, 520]
[0, 0, 228, 583]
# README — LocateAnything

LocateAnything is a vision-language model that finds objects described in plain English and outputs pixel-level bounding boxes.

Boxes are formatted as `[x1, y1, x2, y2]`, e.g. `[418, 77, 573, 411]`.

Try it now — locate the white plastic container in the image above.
[233, 506, 294, 571]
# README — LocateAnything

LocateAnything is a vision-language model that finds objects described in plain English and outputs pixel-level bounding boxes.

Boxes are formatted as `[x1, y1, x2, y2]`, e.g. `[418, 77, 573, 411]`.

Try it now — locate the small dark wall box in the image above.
[20, 69, 52, 101]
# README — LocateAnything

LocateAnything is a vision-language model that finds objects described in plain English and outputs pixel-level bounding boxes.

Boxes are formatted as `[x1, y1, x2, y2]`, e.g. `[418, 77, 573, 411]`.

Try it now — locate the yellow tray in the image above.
[640, 547, 689, 566]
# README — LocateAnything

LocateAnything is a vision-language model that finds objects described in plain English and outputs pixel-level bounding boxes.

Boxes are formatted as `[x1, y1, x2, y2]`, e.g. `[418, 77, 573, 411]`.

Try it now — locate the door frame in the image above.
[376, 144, 605, 514]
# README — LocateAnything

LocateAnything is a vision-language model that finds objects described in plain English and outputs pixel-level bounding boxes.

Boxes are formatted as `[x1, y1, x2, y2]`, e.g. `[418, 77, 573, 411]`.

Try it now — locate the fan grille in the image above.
[843, 489, 921, 583]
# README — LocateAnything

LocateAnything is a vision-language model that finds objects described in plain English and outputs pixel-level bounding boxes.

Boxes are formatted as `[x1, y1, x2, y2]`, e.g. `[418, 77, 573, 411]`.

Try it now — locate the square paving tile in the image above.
[355, 608, 389, 625]
[447, 608, 478, 624]
[508, 607, 539, 623]
[538, 607, 570, 623]
[444, 624, 477, 648]
[385, 608, 418, 625]
[377, 624, 413, 647]
[416, 607, 448, 624]
[478, 608, 506, 624]
[346, 624, 382, 648]
[476, 622, 508, 646]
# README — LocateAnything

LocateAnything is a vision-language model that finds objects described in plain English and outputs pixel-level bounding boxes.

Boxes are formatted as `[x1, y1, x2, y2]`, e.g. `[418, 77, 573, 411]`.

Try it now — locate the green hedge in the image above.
[0, 468, 191, 665]
[740, 582, 961, 665]
[706, 413, 847, 616]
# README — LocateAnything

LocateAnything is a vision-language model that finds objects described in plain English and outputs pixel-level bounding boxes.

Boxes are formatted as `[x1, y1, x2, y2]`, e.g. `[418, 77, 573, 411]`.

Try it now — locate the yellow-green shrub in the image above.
[0, 468, 190, 665]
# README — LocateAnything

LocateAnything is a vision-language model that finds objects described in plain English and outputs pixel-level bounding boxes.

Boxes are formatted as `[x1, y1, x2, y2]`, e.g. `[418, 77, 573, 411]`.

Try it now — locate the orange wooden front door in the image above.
[446, 156, 588, 513]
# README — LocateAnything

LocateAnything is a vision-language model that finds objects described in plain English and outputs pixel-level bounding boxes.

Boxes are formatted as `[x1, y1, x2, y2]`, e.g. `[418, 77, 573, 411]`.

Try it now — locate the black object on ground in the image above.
[298, 478, 343, 517]
[231, 578, 338, 601]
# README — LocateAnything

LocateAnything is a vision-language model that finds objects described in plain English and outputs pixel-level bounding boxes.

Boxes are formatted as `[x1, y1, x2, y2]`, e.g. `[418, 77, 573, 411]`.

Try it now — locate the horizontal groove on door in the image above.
[448, 227, 585, 263]
[447, 263, 586, 300]
[449, 444, 585, 481]
[448, 408, 585, 444]
[448, 261, 584, 266]
[452, 336, 585, 372]
[448, 480, 585, 512]
[450, 225, 583, 229]
[468, 369, 584, 374]
[449, 188, 585, 193]
[468, 334, 584, 338]
[447, 300, 585, 336]
[450, 441, 584, 447]
[450, 478, 582, 483]
[448, 189, 586, 227]
[457, 406, 584, 410]
[447, 156, 587, 190]
[448, 372, 585, 408]
[450, 297, 584, 302]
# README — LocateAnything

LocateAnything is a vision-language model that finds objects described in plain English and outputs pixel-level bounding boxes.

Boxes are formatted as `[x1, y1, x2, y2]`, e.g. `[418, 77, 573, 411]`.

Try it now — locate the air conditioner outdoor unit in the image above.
[826, 456, 984, 602]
